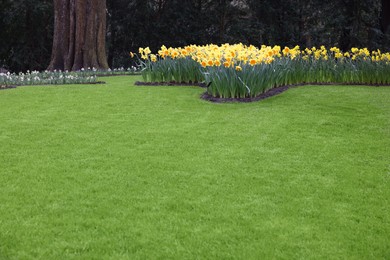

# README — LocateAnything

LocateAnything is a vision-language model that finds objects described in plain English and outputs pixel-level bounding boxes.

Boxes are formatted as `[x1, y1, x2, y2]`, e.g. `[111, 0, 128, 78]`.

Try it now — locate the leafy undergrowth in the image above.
[0, 76, 389, 259]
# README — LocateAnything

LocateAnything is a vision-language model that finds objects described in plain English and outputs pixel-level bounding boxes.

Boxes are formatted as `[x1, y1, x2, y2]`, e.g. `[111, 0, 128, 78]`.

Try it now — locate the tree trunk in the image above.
[48, 0, 109, 71]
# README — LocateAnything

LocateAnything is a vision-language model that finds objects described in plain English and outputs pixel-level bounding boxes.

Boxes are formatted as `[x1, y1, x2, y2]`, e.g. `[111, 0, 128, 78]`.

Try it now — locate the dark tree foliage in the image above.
[0, 0, 53, 72]
[382, 0, 390, 33]
[338, 0, 382, 50]
[0, 0, 389, 72]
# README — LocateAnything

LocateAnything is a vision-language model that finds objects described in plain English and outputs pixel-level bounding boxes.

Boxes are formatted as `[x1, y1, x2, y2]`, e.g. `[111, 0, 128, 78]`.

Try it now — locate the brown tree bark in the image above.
[48, 0, 109, 71]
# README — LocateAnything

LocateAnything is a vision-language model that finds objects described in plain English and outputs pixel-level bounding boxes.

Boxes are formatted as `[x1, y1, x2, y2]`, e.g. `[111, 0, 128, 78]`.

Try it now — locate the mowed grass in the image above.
[0, 76, 389, 259]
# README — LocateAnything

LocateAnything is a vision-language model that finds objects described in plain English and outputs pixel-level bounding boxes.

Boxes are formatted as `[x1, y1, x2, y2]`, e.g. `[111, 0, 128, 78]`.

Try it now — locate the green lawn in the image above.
[0, 76, 389, 259]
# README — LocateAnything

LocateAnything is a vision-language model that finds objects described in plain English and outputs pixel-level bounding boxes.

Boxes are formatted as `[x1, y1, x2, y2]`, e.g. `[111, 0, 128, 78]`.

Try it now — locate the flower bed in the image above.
[0, 70, 97, 86]
[0, 67, 140, 87]
[131, 44, 390, 99]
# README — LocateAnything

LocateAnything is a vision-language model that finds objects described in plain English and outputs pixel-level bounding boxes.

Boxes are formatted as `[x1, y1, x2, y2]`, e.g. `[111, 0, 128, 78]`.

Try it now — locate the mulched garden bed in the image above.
[0, 81, 105, 90]
[0, 84, 17, 90]
[135, 80, 390, 103]
[201, 83, 389, 103]
[134, 81, 290, 102]
[288, 82, 390, 87]
[87, 81, 106, 85]
[135, 81, 207, 88]
[201, 86, 290, 103]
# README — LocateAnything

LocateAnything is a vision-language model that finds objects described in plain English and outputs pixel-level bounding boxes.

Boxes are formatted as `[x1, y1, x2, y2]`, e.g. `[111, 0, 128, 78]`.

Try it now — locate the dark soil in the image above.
[0, 81, 105, 90]
[135, 81, 207, 88]
[135, 80, 390, 103]
[0, 85, 17, 90]
[287, 82, 390, 87]
[201, 83, 390, 103]
[201, 86, 290, 103]
[134, 81, 288, 102]
[96, 73, 139, 77]
[87, 81, 106, 85]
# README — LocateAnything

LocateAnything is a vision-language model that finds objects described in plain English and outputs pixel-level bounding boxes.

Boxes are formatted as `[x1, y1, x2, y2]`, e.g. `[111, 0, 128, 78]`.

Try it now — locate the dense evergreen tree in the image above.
[0, 0, 388, 72]
[0, 0, 53, 71]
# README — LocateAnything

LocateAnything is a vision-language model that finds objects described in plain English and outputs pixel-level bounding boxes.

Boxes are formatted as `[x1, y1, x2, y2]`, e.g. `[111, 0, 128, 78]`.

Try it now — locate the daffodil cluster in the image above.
[131, 43, 390, 98]
[137, 44, 390, 66]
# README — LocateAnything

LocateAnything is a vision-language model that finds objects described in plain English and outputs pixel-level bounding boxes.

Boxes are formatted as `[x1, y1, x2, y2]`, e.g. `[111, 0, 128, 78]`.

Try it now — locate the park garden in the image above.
[1, 0, 390, 259]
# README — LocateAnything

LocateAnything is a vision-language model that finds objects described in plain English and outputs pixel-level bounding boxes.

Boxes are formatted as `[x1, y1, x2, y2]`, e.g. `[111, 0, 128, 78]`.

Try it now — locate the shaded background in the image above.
[1, 0, 389, 72]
